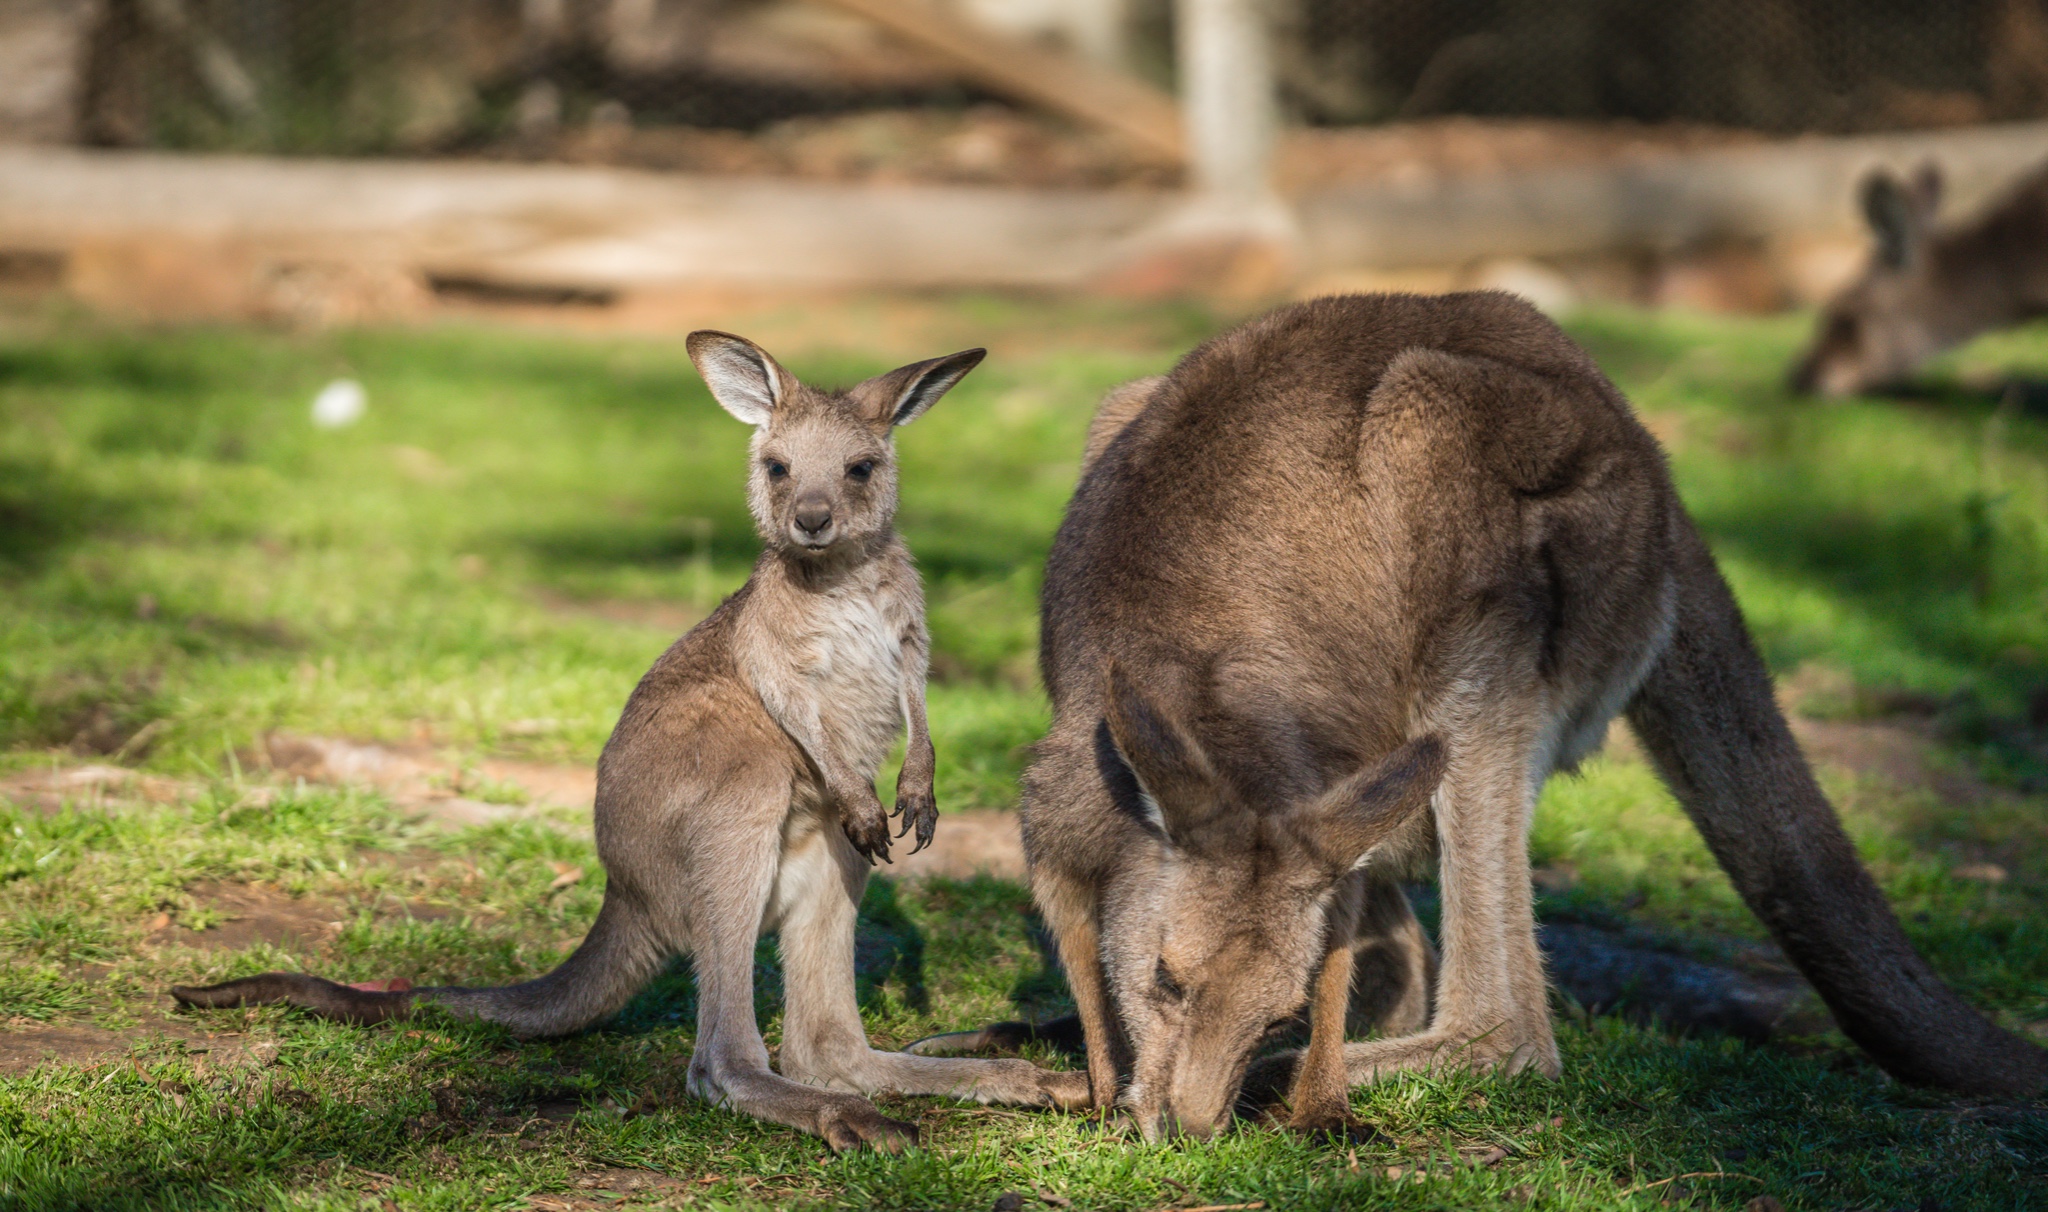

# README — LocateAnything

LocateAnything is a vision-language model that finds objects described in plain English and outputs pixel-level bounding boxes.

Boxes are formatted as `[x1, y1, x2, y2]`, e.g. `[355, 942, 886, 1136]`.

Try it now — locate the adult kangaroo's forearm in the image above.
[1627, 523, 2048, 1095]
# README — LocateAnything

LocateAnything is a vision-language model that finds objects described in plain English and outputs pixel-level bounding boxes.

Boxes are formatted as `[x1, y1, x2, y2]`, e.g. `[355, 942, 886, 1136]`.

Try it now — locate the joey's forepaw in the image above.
[893, 788, 937, 853]
[842, 799, 893, 865]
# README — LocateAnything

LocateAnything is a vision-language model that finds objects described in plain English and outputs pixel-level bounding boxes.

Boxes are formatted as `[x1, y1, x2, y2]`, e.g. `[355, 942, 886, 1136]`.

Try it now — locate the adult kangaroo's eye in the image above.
[764, 459, 789, 480]
[1154, 960, 1184, 1002]
[846, 460, 874, 482]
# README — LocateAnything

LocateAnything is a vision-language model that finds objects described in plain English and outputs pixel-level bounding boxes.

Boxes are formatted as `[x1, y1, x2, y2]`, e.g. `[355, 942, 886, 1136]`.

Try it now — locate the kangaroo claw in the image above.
[843, 798, 893, 865]
[894, 788, 938, 855]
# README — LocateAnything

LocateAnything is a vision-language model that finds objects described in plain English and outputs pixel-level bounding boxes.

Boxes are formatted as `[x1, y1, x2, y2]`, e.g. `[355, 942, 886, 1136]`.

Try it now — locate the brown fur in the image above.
[1792, 160, 2048, 396]
[173, 332, 1087, 1151]
[1003, 292, 2046, 1140]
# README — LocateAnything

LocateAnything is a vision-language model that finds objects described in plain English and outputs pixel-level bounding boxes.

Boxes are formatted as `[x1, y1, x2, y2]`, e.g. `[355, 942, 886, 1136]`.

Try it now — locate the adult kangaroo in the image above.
[943, 292, 2048, 1142]
[1791, 160, 2048, 397]
[173, 332, 1088, 1151]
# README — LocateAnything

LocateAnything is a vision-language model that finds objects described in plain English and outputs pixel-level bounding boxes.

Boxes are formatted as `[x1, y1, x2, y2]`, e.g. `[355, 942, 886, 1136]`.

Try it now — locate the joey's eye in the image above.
[1154, 960, 1184, 1002]
[764, 459, 789, 480]
[846, 460, 875, 482]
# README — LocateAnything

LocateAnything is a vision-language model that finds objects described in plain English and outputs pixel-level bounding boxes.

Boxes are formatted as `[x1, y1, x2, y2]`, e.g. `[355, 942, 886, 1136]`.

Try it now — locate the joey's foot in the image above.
[817, 1098, 918, 1154]
[841, 796, 893, 865]
[892, 786, 937, 853]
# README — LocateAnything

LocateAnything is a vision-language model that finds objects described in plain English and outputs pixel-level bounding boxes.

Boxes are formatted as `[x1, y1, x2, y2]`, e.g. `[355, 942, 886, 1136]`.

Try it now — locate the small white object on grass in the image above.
[310, 379, 367, 428]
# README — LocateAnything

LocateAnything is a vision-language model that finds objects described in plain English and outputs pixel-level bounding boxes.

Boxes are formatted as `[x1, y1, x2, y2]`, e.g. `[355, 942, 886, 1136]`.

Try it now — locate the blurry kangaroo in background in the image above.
[923, 292, 2048, 1143]
[174, 332, 1089, 1151]
[1792, 160, 2048, 396]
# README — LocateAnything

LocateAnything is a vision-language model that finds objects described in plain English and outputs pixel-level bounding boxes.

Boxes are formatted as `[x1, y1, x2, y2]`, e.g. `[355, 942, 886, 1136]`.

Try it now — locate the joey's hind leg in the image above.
[775, 821, 1090, 1110]
[684, 790, 914, 1153]
[1345, 872, 1436, 1039]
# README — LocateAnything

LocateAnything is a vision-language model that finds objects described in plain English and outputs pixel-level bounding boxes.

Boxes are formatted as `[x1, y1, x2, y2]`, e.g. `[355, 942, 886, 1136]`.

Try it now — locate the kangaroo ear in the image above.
[1860, 169, 1925, 271]
[1290, 736, 1445, 875]
[1910, 160, 1944, 217]
[686, 330, 791, 427]
[853, 348, 986, 428]
[1101, 662, 1216, 843]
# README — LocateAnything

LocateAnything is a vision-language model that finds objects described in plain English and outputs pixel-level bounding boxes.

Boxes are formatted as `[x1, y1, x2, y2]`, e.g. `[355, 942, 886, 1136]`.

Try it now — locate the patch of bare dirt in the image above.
[151, 881, 352, 953]
[257, 733, 595, 837]
[525, 1169, 691, 1210]
[146, 879, 453, 954]
[888, 809, 1025, 881]
[0, 1020, 275, 1076]
[0, 762, 194, 814]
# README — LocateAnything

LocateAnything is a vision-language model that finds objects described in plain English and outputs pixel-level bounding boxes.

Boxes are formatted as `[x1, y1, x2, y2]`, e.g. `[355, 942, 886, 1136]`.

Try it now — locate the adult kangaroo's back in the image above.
[1019, 292, 2046, 1138]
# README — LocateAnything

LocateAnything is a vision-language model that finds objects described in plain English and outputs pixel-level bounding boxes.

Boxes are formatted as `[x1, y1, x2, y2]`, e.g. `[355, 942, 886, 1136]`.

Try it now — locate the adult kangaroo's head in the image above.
[1095, 665, 1444, 1142]
[1791, 164, 1955, 398]
[687, 331, 984, 558]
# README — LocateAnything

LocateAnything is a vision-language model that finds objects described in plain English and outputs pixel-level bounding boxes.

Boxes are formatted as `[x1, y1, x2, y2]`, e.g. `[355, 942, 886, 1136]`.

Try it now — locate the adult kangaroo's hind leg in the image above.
[1334, 695, 1556, 1086]
[1628, 519, 2048, 1095]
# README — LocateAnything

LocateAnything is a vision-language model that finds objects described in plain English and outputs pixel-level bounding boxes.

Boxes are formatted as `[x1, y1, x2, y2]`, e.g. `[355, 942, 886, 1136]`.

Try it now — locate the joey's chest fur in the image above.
[738, 557, 914, 778]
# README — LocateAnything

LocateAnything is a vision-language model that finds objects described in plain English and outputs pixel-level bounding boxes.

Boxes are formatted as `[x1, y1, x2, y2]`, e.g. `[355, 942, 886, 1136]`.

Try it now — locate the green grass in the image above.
[3, 298, 2048, 1208]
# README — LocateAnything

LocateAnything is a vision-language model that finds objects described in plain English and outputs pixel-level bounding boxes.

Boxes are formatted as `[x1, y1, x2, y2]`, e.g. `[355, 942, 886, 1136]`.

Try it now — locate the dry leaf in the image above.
[146, 912, 172, 931]
[548, 865, 584, 891]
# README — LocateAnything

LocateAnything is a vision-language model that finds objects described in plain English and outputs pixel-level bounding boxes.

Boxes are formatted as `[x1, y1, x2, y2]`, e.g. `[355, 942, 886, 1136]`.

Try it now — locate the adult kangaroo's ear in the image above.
[687, 330, 792, 426]
[1861, 169, 1926, 270]
[1101, 661, 1217, 841]
[854, 348, 986, 428]
[1291, 735, 1446, 875]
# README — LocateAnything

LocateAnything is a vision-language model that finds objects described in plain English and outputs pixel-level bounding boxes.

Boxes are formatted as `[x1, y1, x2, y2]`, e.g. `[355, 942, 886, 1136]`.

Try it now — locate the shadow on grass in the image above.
[0, 454, 142, 571]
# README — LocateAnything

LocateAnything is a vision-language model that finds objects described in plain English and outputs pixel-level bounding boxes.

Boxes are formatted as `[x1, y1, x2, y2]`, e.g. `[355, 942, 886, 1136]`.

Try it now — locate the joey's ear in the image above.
[1860, 170, 1925, 271]
[1290, 735, 1445, 875]
[852, 348, 986, 428]
[686, 330, 792, 426]
[1102, 662, 1215, 841]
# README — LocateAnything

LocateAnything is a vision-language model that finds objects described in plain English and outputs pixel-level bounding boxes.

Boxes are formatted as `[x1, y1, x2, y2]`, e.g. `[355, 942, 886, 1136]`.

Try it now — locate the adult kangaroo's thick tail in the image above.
[172, 896, 666, 1038]
[1626, 520, 2048, 1095]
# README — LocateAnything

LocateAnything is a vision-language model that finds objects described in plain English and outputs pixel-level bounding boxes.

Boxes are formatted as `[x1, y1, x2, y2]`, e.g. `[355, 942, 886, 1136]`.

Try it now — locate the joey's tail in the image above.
[171, 896, 667, 1039]
[1625, 522, 2048, 1095]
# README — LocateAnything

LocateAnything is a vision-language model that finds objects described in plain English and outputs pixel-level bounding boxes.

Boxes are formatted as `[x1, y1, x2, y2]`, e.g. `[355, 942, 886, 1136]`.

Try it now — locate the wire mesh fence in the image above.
[17, 0, 2048, 164]
[1278, 0, 2048, 131]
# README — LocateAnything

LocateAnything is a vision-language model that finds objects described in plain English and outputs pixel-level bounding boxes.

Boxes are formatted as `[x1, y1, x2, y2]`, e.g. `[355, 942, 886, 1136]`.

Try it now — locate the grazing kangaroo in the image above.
[172, 332, 1088, 1151]
[927, 292, 2048, 1142]
[1791, 160, 2048, 396]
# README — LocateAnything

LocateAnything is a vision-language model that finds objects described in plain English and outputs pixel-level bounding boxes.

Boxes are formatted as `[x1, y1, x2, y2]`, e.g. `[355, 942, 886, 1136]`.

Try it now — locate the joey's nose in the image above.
[795, 501, 833, 537]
